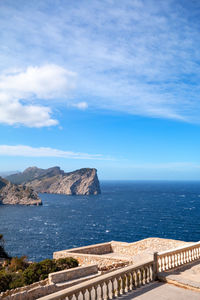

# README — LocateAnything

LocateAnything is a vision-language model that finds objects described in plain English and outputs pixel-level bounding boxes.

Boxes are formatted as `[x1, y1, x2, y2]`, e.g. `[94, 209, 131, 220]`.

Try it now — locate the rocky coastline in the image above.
[0, 177, 42, 206]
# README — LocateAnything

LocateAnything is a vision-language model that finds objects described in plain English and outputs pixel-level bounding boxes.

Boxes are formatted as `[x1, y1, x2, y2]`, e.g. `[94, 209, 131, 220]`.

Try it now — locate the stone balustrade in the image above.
[155, 241, 200, 273]
[38, 260, 154, 300]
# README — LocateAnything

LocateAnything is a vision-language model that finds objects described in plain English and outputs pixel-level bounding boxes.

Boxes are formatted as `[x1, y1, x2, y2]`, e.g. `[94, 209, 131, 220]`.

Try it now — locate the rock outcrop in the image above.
[7, 167, 101, 195]
[0, 177, 42, 205]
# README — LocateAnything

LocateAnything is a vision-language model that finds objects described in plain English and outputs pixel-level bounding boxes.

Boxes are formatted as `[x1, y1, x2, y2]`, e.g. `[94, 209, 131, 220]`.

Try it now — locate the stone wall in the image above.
[67, 242, 112, 255]
[111, 238, 190, 257]
[49, 265, 98, 284]
[53, 251, 129, 271]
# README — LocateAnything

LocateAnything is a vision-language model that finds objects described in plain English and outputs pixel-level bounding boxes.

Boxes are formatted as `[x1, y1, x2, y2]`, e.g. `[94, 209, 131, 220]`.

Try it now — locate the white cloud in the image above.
[70, 102, 88, 110]
[1, 1, 200, 122]
[0, 145, 109, 160]
[0, 65, 76, 99]
[0, 65, 76, 127]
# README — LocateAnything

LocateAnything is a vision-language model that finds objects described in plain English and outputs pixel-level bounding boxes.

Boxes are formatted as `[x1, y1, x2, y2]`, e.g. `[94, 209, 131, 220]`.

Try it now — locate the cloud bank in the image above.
[1, 1, 200, 123]
[0, 145, 108, 160]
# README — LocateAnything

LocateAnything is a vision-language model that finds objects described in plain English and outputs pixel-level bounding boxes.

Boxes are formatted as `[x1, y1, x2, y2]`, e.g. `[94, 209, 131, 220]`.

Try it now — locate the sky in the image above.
[1, 0, 200, 180]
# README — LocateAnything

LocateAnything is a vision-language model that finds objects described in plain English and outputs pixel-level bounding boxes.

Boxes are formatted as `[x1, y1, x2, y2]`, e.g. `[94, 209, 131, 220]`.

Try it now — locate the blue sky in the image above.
[1, 0, 200, 179]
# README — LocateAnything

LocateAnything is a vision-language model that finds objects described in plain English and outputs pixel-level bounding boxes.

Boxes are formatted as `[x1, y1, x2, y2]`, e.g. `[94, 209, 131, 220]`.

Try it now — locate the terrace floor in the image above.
[118, 281, 200, 299]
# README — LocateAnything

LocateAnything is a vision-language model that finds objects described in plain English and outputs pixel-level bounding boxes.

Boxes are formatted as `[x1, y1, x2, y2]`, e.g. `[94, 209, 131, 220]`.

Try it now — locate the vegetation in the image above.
[0, 257, 78, 292]
[0, 234, 78, 293]
[0, 234, 10, 259]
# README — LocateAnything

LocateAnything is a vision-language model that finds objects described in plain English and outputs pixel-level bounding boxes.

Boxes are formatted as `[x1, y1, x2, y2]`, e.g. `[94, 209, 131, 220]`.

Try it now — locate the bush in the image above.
[55, 257, 78, 271]
[0, 256, 79, 292]
[0, 271, 12, 292]
[8, 256, 28, 272]
[0, 234, 10, 259]
[8, 272, 24, 289]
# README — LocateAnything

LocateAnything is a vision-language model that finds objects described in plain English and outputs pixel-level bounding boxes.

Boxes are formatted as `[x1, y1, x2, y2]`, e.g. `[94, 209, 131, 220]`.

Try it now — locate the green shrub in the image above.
[55, 257, 78, 271]
[23, 262, 43, 285]
[8, 256, 28, 272]
[0, 270, 12, 292]
[0, 234, 10, 259]
[0, 256, 79, 292]
[8, 272, 24, 289]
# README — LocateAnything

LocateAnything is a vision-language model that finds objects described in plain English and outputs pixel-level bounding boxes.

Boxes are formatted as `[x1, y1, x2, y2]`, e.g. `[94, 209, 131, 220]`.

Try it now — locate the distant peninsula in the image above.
[6, 167, 101, 196]
[0, 177, 42, 206]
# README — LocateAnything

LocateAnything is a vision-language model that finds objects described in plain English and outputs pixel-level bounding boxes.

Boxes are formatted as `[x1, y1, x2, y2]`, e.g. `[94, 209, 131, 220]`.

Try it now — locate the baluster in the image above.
[144, 267, 147, 284]
[195, 247, 198, 259]
[133, 271, 137, 288]
[116, 277, 121, 297]
[99, 283, 104, 300]
[82, 289, 87, 300]
[186, 250, 189, 262]
[75, 291, 80, 300]
[174, 253, 177, 267]
[93, 285, 98, 300]
[157, 257, 161, 272]
[180, 252, 183, 265]
[68, 295, 74, 300]
[196, 247, 199, 258]
[137, 270, 141, 287]
[183, 251, 186, 264]
[171, 254, 174, 268]
[87, 287, 92, 300]
[189, 250, 192, 262]
[178, 253, 180, 265]
[161, 257, 164, 271]
[170, 254, 173, 269]
[191, 249, 194, 260]
[164, 256, 167, 270]
[111, 278, 116, 299]
[126, 272, 131, 291]
[150, 264, 153, 281]
[142, 268, 146, 285]
[121, 274, 126, 294]
[105, 280, 110, 300]
[165, 256, 169, 270]
[194, 248, 197, 260]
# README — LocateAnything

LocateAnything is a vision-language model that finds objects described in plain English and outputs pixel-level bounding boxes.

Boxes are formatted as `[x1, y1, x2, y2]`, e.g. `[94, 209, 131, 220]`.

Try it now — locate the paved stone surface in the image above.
[118, 282, 200, 299]
[158, 261, 200, 290]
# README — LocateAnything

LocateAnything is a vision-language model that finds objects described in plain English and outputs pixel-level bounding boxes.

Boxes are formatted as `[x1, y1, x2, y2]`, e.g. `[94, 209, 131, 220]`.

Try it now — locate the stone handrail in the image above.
[155, 241, 200, 272]
[38, 260, 154, 300]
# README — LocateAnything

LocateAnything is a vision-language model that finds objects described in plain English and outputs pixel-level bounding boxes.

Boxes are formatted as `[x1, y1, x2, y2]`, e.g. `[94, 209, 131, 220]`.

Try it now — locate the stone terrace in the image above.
[53, 238, 192, 271]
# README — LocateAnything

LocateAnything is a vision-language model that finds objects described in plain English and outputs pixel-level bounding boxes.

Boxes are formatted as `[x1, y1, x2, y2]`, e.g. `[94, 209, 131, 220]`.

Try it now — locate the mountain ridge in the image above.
[6, 167, 101, 195]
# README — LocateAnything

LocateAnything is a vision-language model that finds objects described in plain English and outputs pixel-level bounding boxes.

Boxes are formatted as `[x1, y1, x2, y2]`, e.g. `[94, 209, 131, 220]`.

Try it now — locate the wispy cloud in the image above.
[1, 1, 200, 122]
[69, 102, 88, 110]
[0, 145, 111, 160]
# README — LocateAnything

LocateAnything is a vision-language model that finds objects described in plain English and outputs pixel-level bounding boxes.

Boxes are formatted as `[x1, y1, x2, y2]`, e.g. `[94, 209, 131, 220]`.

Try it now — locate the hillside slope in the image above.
[7, 167, 101, 195]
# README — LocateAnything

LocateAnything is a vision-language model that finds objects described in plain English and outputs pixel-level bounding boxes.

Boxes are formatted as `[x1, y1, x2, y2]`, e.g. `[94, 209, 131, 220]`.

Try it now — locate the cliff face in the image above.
[6, 166, 64, 184]
[0, 177, 42, 206]
[7, 167, 101, 195]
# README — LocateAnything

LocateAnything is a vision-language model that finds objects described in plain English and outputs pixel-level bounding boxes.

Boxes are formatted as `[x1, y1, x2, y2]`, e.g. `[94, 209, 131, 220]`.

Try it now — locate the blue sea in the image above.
[1, 181, 200, 261]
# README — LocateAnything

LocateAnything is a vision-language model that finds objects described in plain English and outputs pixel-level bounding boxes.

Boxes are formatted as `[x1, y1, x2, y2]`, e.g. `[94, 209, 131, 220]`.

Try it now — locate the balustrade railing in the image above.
[38, 241, 200, 300]
[38, 260, 154, 300]
[155, 241, 200, 273]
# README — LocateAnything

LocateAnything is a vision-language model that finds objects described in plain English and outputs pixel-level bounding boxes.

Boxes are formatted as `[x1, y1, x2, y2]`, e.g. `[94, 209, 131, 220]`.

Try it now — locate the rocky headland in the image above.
[6, 167, 101, 195]
[0, 177, 42, 205]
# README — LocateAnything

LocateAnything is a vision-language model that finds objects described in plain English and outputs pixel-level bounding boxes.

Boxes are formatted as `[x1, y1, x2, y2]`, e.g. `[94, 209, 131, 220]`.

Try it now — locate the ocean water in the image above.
[1, 181, 200, 261]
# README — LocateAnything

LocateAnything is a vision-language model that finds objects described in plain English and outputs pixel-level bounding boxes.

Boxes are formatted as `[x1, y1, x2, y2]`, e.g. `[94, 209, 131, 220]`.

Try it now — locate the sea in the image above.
[1, 180, 200, 261]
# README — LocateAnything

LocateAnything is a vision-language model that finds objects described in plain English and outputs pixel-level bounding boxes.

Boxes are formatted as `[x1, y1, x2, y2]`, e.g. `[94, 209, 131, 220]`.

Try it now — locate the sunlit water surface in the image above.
[1, 181, 200, 261]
